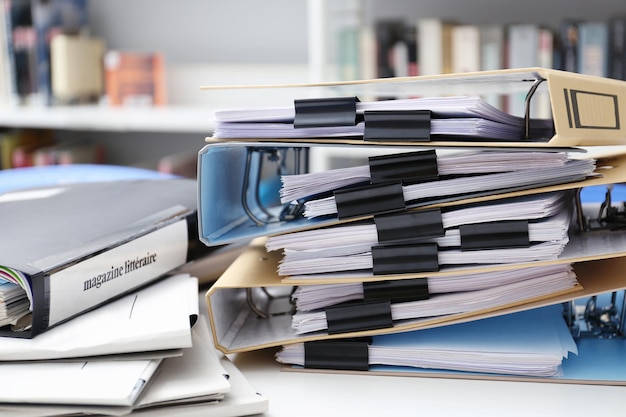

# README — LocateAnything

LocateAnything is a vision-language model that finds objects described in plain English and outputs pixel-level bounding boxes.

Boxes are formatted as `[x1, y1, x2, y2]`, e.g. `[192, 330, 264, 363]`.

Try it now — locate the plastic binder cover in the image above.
[202, 67, 626, 148]
[197, 141, 626, 246]
[205, 235, 626, 354]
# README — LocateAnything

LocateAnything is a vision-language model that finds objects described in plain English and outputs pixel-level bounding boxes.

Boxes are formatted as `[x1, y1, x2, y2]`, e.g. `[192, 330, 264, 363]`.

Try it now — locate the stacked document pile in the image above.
[0, 275, 268, 416]
[198, 68, 626, 385]
[0, 177, 267, 416]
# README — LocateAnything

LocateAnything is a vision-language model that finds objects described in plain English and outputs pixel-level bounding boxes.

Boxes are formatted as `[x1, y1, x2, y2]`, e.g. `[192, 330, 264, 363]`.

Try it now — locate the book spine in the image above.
[578, 21, 609, 77]
[609, 17, 626, 80]
[451, 24, 481, 73]
[29, 215, 195, 335]
[559, 19, 580, 73]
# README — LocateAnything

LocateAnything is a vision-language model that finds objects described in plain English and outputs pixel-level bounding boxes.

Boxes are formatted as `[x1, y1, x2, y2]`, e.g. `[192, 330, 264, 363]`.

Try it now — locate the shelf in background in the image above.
[0, 105, 215, 133]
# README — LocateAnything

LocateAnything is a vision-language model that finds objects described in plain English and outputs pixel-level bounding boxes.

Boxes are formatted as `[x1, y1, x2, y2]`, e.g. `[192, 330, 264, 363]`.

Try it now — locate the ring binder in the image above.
[294, 96, 359, 128]
[363, 110, 432, 142]
[241, 146, 309, 226]
[575, 185, 626, 231]
[459, 220, 530, 251]
[325, 299, 393, 334]
[363, 278, 430, 303]
[523, 77, 547, 139]
[368, 150, 439, 184]
[334, 182, 406, 220]
[371, 243, 439, 275]
[304, 340, 370, 371]
[246, 287, 295, 319]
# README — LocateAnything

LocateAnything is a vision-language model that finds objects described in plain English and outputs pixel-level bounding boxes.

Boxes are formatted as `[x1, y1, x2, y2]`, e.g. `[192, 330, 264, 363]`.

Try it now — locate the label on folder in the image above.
[48, 220, 189, 326]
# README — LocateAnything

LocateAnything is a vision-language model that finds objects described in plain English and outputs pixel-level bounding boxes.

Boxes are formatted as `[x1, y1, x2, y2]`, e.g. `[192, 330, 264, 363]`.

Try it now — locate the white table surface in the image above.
[229, 347, 626, 417]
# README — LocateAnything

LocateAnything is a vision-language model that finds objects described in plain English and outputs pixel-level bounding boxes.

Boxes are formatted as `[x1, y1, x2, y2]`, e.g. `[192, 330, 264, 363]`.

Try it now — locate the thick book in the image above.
[0, 178, 209, 338]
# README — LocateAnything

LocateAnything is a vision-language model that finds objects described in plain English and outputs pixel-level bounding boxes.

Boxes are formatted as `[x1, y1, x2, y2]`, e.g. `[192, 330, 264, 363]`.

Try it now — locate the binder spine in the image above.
[363, 109, 431, 142]
[325, 300, 393, 334]
[460, 220, 530, 250]
[372, 242, 439, 275]
[368, 150, 439, 184]
[334, 182, 406, 219]
[304, 340, 370, 371]
[374, 209, 444, 243]
[294, 96, 359, 128]
[363, 278, 430, 303]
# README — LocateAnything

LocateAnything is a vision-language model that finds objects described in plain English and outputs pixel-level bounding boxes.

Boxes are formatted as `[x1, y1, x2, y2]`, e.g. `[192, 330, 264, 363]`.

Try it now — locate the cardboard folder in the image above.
[201, 67, 626, 148]
[205, 235, 626, 354]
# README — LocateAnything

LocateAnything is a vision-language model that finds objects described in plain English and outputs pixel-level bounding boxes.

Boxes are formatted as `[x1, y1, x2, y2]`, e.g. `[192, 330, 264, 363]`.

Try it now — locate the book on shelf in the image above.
[609, 16, 626, 80]
[0, 177, 212, 338]
[451, 24, 480, 74]
[578, 21, 610, 78]
[416, 17, 455, 76]
[104, 50, 167, 107]
[32, 0, 89, 105]
[50, 33, 105, 104]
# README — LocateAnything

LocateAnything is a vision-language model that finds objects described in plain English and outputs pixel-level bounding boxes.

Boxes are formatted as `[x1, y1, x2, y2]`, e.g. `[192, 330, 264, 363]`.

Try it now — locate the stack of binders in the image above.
[0, 175, 267, 416]
[198, 67, 626, 384]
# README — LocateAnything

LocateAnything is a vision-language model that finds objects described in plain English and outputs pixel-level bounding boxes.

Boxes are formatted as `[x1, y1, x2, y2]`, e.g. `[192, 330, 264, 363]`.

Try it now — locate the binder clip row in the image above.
[293, 77, 549, 141]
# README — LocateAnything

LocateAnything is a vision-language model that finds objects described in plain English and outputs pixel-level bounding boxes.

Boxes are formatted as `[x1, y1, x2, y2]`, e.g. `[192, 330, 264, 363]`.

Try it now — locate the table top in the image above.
[229, 348, 626, 417]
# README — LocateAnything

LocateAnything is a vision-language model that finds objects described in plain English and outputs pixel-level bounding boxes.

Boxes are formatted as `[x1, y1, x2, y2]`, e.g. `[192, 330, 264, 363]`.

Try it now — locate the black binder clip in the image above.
[368, 150, 439, 184]
[459, 220, 530, 251]
[363, 278, 429, 303]
[374, 209, 445, 244]
[372, 242, 439, 275]
[363, 109, 431, 142]
[294, 96, 359, 128]
[325, 299, 393, 334]
[304, 339, 370, 371]
[334, 182, 406, 220]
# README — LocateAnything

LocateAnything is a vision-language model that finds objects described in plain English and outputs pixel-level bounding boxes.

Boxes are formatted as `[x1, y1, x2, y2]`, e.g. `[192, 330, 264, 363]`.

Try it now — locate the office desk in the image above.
[230, 348, 626, 417]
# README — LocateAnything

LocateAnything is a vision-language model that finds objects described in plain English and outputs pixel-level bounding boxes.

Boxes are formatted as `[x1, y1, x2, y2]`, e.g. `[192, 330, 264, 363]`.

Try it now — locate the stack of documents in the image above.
[198, 67, 626, 385]
[0, 274, 268, 416]
[267, 191, 574, 278]
[212, 95, 555, 141]
[277, 305, 577, 378]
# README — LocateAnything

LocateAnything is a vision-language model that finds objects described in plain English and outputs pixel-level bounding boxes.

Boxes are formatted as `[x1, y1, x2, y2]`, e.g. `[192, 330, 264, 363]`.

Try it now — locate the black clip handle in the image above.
[460, 220, 530, 251]
[294, 96, 359, 128]
[335, 182, 405, 220]
[374, 209, 444, 243]
[363, 278, 429, 303]
[372, 242, 439, 275]
[326, 300, 393, 334]
[364, 109, 431, 142]
[368, 150, 439, 184]
[304, 340, 370, 371]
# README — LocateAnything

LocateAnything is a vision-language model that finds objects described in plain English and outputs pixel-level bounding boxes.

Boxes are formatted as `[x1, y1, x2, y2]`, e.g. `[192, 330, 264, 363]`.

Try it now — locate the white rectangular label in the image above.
[48, 220, 188, 326]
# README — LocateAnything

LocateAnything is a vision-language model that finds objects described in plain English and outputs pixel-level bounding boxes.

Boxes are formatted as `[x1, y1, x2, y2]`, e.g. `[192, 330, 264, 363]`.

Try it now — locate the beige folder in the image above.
[205, 236, 626, 354]
[202, 67, 626, 148]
